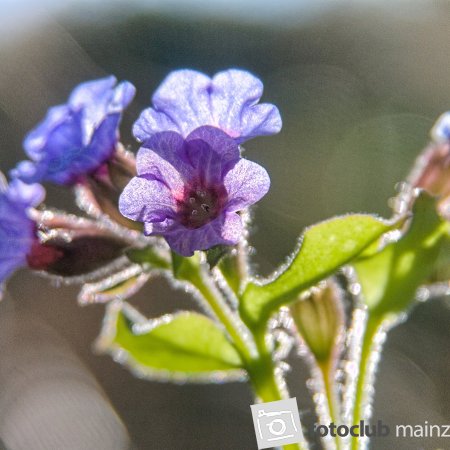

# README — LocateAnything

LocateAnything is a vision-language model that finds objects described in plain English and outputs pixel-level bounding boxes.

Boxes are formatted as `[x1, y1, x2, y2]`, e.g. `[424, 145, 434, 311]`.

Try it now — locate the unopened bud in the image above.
[77, 146, 140, 230]
[28, 210, 130, 277]
[409, 142, 450, 199]
[290, 279, 344, 365]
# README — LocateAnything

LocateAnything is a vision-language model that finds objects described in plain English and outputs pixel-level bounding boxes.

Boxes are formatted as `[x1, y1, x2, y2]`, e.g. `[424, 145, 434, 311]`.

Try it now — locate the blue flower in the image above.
[133, 69, 282, 145]
[119, 126, 270, 256]
[13, 76, 135, 185]
[431, 112, 450, 143]
[0, 178, 45, 284]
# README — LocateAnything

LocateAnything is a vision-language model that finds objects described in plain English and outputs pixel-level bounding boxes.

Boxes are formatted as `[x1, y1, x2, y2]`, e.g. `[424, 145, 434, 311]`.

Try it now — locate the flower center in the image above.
[178, 185, 226, 229]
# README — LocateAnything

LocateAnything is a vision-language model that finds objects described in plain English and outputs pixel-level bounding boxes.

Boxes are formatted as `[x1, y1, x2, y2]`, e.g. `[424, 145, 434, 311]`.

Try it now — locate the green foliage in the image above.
[107, 310, 244, 376]
[206, 245, 229, 268]
[171, 251, 201, 281]
[240, 214, 395, 326]
[354, 194, 449, 317]
[218, 252, 242, 295]
[126, 246, 170, 269]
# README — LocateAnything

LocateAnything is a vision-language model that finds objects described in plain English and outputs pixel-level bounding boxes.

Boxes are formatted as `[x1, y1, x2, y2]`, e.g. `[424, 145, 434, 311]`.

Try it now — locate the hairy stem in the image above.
[191, 267, 307, 450]
[248, 326, 308, 450]
[319, 360, 342, 450]
[350, 315, 384, 450]
[190, 268, 254, 363]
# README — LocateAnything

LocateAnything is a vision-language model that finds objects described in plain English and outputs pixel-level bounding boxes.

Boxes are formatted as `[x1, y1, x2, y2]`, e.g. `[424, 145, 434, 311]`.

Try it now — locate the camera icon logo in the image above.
[250, 398, 304, 449]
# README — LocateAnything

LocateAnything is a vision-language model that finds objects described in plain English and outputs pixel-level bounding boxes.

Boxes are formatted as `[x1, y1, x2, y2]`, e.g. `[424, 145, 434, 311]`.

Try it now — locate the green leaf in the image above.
[206, 245, 229, 268]
[240, 214, 395, 326]
[218, 253, 242, 295]
[126, 246, 170, 269]
[171, 251, 201, 281]
[98, 307, 245, 380]
[354, 194, 449, 316]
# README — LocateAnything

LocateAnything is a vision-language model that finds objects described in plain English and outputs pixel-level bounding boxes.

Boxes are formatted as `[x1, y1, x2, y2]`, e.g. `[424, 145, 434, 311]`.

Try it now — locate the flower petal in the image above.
[133, 70, 212, 142]
[10, 160, 45, 185]
[119, 176, 176, 223]
[136, 131, 192, 193]
[20, 76, 135, 186]
[210, 69, 282, 143]
[6, 179, 45, 207]
[223, 158, 270, 212]
[0, 181, 38, 283]
[133, 69, 281, 143]
[23, 105, 71, 159]
[69, 76, 135, 145]
[69, 76, 117, 109]
[164, 212, 242, 256]
[185, 126, 240, 185]
[431, 111, 450, 142]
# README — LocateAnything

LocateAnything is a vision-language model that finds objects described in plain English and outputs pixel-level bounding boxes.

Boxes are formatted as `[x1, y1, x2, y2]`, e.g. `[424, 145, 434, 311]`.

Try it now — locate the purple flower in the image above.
[13, 76, 136, 185]
[431, 112, 450, 142]
[133, 69, 281, 145]
[0, 178, 45, 284]
[119, 126, 270, 256]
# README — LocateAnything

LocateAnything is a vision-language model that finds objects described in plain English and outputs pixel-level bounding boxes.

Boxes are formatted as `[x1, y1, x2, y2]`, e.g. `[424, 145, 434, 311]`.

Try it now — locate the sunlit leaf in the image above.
[96, 303, 245, 382]
[171, 251, 201, 281]
[126, 246, 170, 269]
[354, 193, 449, 316]
[240, 214, 395, 326]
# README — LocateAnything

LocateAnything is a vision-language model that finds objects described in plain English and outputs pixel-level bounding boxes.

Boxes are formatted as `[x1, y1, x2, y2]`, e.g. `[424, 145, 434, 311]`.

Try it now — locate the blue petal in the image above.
[6, 179, 45, 207]
[23, 105, 70, 159]
[119, 175, 176, 223]
[223, 158, 270, 212]
[0, 182, 37, 283]
[164, 212, 243, 256]
[133, 69, 282, 143]
[20, 76, 135, 186]
[136, 131, 192, 192]
[185, 126, 240, 185]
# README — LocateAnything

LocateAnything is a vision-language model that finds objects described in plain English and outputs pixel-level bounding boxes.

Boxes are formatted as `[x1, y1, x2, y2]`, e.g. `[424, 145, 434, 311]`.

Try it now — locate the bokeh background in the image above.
[0, 0, 449, 449]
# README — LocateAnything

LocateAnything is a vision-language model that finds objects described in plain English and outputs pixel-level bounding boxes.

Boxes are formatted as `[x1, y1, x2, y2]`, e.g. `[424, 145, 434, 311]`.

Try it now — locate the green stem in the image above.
[192, 268, 306, 450]
[247, 326, 307, 450]
[191, 270, 253, 363]
[319, 360, 342, 450]
[350, 316, 383, 450]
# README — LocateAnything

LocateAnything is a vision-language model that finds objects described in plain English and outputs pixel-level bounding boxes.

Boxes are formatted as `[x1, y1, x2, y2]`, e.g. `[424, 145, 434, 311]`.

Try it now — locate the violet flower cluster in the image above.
[13, 76, 135, 186]
[120, 69, 281, 256]
[1, 68, 281, 285]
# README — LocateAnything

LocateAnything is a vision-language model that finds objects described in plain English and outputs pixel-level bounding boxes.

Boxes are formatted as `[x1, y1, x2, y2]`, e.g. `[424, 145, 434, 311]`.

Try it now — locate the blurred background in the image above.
[0, 0, 449, 449]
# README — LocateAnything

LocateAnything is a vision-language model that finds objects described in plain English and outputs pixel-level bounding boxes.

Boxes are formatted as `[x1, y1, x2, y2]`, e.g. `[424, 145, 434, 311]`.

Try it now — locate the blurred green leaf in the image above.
[240, 214, 394, 326]
[218, 252, 242, 295]
[171, 251, 201, 281]
[354, 193, 449, 316]
[206, 245, 229, 268]
[126, 246, 170, 269]
[109, 311, 244, 375]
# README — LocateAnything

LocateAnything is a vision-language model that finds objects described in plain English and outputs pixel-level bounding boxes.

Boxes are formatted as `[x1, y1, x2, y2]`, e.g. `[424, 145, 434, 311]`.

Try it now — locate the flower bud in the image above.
[28, 211, 130, 277]
[76, 147, 141, 230]
[290, 279, 344, 365]
[409, 142, 450, 199]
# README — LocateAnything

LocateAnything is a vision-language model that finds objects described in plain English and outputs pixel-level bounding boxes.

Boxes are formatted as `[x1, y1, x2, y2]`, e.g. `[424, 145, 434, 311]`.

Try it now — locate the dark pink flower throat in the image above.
[177, 183, 227, 229]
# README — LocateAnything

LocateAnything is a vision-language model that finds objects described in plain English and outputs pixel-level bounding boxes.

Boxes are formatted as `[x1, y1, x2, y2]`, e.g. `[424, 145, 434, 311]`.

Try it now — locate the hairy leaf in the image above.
[97, 306, 245, 381]
[240, 214, 394, 326]
[354, 194, 449, 316]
